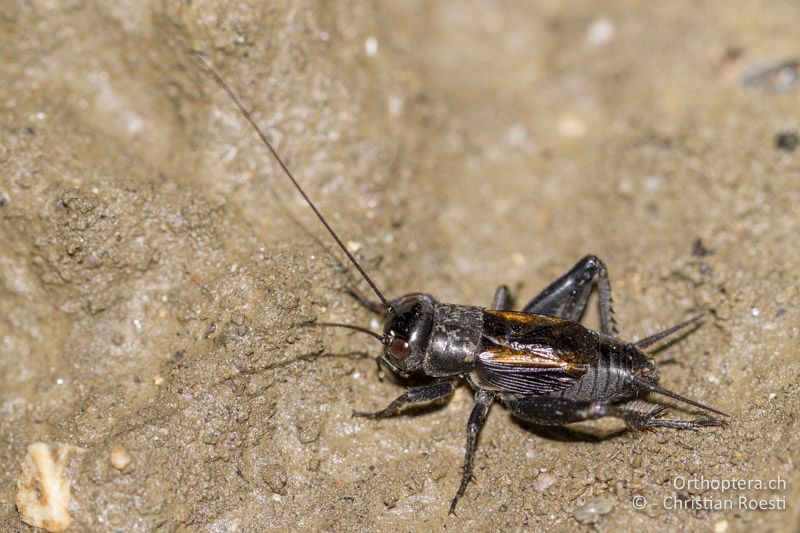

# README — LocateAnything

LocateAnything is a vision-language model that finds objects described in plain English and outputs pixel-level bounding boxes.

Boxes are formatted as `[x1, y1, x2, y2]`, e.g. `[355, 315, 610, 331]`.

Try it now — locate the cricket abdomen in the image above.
[551, 336, 641, 403]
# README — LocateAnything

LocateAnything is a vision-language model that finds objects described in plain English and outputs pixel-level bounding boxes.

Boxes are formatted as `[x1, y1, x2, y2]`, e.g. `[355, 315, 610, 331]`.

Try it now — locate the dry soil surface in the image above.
[1, 1, 799, 532]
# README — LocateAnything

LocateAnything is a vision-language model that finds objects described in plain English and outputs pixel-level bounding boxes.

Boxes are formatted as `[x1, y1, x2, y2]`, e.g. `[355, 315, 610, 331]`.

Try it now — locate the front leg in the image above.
[353, 378, 458, 419]
[450, 390, 494, 514]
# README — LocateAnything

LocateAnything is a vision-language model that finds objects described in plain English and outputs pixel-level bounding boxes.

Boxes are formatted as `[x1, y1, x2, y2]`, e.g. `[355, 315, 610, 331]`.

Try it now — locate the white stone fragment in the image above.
[16, 442, 80, 532]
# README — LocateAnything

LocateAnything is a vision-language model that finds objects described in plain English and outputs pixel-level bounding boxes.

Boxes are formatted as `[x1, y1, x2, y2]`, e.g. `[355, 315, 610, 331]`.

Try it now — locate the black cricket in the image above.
[184, 41, 728, 515]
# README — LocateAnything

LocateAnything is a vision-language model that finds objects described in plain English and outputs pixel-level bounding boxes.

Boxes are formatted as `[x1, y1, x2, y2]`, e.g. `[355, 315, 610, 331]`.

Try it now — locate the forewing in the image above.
[474, 347, 589, 395]
[474, 310, 599, 395]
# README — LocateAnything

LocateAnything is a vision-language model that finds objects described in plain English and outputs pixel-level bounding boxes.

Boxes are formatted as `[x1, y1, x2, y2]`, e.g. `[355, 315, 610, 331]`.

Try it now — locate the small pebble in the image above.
[296, 418, 321, 444]
[643, 174, 662, 193]
[742, 59, 800, 93]
[776, 131, 799, 152]
[692, 238, 714, 257]
[586, 17, 615, 47]
[533, 471, 557, 491]
[557, 114, 587, 139]
[383, 494, 399, 509]
[573, 498, 614, 524]
[364, 36, 379, 57]
[263, 464, 288, 495]
[596, 466, 614, 482]
[109, 445, 132, 471]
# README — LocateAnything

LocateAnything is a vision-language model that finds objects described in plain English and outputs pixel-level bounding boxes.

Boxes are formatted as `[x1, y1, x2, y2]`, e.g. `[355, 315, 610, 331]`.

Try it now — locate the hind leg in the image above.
[504, 396, 608, 425]
[504, 395, 724, 429]
[523, 255, 617, 335]
[611, 400, 725, 430]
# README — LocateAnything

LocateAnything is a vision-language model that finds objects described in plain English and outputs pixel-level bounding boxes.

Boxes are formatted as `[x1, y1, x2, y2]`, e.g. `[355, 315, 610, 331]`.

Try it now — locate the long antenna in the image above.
[171, 31, 393, 311]
[308, 322, 387, 343]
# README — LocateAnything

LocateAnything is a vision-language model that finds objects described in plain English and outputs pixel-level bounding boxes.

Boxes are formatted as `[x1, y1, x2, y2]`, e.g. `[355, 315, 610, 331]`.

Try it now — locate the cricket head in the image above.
[379, 293, 436, 377]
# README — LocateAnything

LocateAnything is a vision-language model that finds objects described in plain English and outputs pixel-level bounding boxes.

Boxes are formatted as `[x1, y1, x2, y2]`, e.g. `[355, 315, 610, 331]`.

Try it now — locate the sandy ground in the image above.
[1, 1, 799, 531]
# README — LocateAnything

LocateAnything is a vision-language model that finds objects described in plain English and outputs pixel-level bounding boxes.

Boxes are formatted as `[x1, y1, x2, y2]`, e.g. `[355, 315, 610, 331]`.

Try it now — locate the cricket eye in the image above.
[389, 338, 411, 360]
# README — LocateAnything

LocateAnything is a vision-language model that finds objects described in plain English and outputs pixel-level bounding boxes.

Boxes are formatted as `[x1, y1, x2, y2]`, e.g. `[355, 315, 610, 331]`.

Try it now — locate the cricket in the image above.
[182, 36, 728, 515]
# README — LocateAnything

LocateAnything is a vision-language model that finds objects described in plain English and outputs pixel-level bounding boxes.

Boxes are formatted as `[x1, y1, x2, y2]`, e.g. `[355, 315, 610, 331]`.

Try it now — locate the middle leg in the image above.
[491, 284, 513, 311]
[450, 389, 494, 514]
